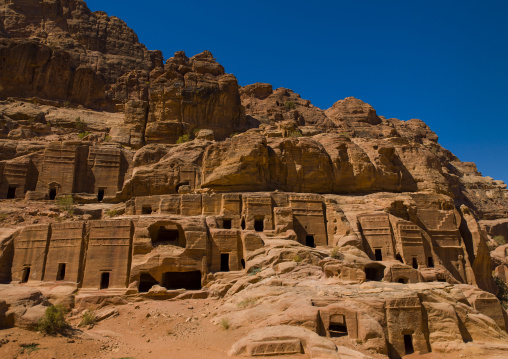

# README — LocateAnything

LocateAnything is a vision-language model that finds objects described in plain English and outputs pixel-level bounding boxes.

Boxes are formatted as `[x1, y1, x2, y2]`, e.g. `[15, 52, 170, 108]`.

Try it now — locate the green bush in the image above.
[284, 101, 296, 110]
[248, 267, 261, 276]
[79, 310, 96, 327]
[288, 130, 302, 138]
[176, 134, 191, 144]
[78, 131, 91, 139]
[293, 254, 303, 263]
[493, 235, 506, 246]
[237, 297, 257, 308]
[495, 276, 508, 309]
[104, 135, 112, 142]
[19, 343, 39, 354]
[339, 132, 351, 139]
[330, 247, 344, 260]
[38, 305, 69, 335]
[220, 317, 230, 330]
[75, 117, 87, 133]
[105, 209, 117, 218]
[57, 195, 74, 215]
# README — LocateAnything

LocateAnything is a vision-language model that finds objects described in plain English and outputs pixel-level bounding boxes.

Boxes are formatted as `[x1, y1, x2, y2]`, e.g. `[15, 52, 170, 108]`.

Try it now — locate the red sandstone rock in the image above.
[0, 2, 507, 358]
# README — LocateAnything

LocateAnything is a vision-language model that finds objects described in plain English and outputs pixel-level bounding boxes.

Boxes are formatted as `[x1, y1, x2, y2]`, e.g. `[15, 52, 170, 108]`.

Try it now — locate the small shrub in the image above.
[339, 132, 351, 139]
[104, 135, 112, 142]
[330, 247, 343, 260]
[57, 195, 74, 215]
[495, 276, 508, 309]
[105, 209, 117, 218]
[176, 134, 191, 144]
[220, 317, 230, 330]
[79, 310, 96, 327]
[288, 130, 302, 138]
[75, 117, 87, 133]
[19, 343, 39, 354]
[37, 305, 69, 335]
[248, 267, 261, 276]
[229, 132, 239, 138]
[284, 101, 296, 110]
[356, 339, 363, 345]
[493, 235, 506, 246]
[78, 131, 91, 139]
[193, 128, 201, 135]
[293, 254, 303, 263]
[63, 101, 71, 108]
[237, 297, 257, 308]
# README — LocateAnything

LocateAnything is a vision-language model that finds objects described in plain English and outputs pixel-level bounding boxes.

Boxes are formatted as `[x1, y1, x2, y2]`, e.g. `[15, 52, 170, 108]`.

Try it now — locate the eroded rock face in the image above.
[0, 284, 50, 329]
[0, 0, 161, 108]
[241, 83, 332, 127]
[1, 1, 508, 358]
[325, 97, 381, 126]
[147, 51, 244, 143]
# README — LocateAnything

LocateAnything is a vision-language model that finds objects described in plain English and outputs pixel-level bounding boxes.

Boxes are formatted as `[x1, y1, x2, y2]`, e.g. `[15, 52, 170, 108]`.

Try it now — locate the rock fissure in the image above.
[0, 1, 507, 358]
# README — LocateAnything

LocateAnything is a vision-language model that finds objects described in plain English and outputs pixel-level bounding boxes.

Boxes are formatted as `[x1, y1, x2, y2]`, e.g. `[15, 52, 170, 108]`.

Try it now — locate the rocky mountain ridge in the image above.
[1, 1, 508, 359]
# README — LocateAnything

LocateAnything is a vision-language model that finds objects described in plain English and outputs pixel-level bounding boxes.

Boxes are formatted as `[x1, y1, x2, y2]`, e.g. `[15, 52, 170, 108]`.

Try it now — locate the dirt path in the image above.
[2, 298, 508, 359]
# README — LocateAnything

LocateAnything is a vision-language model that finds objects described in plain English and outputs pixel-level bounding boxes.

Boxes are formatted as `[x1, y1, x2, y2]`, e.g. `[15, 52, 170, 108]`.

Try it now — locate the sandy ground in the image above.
[0, 298, 311, 359]
[2, 298, 508, 359]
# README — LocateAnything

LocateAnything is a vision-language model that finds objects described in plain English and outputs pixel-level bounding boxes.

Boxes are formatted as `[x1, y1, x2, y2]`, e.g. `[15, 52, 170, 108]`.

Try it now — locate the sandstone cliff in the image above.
[1, 1, 508, 358]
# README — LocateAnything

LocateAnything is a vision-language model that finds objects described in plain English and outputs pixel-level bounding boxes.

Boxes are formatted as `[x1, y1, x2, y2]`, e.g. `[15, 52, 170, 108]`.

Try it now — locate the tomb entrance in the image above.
[138, 272, 159, 293]
[162, 271, 202, 290]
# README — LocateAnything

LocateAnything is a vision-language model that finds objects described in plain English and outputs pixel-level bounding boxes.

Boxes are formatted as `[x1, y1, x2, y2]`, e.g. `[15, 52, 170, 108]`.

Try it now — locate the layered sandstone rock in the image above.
[1, 1, 508, 358]
[241, 83, 332, 127]
[0, 0, 161, 108]
[146, 50, 244, 143]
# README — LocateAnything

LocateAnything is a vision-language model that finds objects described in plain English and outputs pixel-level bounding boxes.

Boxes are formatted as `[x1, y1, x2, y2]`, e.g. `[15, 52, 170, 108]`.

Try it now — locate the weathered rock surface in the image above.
[229, 325, 371, 358]
[241, 83, 333, 127]
[0, 0, 161, 108]
[0, 284, 50, 328]
[1, 2, 508, 358]
[146, 50, 245, 143]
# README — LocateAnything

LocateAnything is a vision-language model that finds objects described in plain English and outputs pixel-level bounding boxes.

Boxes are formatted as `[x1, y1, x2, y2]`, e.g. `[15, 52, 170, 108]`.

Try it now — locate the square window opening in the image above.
[329, 315, 348, 338]
[223, 219, 232, 229]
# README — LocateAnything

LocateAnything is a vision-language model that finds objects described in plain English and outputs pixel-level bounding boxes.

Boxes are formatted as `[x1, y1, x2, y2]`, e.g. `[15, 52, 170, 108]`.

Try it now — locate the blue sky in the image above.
[86, 0, 508, 183]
